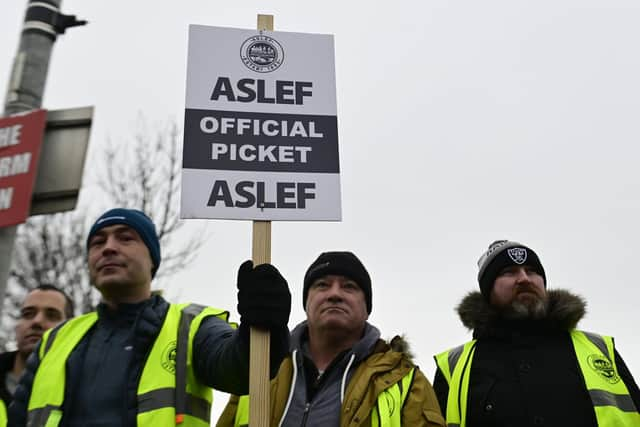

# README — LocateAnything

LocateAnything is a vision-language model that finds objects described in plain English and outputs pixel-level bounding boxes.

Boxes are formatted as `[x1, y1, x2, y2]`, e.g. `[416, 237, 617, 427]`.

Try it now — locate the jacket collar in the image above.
[95, 294, 170, 349]
[456, 289, 586, 339]
[290, 321, 381, 365]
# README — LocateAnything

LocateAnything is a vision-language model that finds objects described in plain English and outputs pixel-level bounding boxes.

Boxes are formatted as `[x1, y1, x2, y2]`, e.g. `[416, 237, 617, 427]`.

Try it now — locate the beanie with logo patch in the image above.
[303, 251, 372, 314]
[477, 240, 546, 300]
[87, 208, 161, 277]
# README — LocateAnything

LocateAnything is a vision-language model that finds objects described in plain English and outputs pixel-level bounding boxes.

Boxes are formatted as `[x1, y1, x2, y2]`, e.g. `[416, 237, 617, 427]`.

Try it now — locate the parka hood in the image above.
[290, 321, 415, 362]
[387, 335, 414, 362]
[457, 289, 587, 339]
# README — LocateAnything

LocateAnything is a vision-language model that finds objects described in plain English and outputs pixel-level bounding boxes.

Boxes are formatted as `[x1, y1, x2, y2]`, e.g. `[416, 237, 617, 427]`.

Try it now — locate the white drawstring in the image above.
[278, 349, 298, 427]
[340, 353, 356, 404]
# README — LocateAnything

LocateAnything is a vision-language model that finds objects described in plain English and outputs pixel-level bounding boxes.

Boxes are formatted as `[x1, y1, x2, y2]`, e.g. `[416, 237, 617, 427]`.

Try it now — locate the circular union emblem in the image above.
[161, 340, 177, 374]
[587, 354, 620, 384]
[240, 35, 284, 73]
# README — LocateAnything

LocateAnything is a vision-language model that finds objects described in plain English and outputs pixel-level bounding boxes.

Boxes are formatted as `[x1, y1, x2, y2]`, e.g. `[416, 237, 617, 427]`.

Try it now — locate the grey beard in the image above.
[503, 296, 548, 320]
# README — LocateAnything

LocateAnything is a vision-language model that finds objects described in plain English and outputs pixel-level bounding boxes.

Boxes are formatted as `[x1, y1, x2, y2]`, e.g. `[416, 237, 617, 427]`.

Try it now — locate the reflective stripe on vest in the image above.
[434, 341, 477, 427]
[371, 368, 416, 427]
[435, 331, 640, 427]
[27, 303, 229, 426]
[570, 330, 640, 425]
[232, 368, 417, 427]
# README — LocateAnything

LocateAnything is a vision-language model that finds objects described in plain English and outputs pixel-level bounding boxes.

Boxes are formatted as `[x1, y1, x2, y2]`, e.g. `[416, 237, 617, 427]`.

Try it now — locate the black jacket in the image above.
[0, 351, 17, 407]
[9, 295, 288, 426]
[433, 289, 640, 427]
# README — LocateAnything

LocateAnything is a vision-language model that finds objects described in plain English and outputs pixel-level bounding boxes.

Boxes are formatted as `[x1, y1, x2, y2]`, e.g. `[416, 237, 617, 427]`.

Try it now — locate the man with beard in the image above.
[217, 251, 446, 426]
[0, 286, 73, 423]
[433, 240, 640, 427]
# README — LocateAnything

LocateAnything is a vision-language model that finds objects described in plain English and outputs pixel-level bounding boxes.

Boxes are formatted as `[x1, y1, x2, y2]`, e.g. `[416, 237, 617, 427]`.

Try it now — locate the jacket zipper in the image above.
[300, 402, 311, 427]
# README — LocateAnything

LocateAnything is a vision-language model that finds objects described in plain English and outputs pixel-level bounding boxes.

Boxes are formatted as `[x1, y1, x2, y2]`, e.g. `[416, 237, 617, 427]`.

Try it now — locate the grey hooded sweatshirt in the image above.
[280, 321, 380, 427]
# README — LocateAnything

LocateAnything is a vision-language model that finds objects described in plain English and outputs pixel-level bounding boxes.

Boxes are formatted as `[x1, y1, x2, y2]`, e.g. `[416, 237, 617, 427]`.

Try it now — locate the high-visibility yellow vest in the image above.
[231, 367, 416, 427]
[27, 303, 230, 427]
[370, 368, 415, 427]
[0, 398, 7, 427]
[434, 330, 640, 427]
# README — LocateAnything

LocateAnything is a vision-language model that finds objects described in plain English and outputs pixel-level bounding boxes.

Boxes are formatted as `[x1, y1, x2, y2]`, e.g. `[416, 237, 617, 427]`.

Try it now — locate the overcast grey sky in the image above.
[3, 0, 640, 421]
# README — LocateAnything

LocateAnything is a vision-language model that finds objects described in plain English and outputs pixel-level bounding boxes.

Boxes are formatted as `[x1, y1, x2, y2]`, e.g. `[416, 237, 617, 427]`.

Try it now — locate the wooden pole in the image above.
[249, 15, 274, 427]
[250, 220, 271, 426]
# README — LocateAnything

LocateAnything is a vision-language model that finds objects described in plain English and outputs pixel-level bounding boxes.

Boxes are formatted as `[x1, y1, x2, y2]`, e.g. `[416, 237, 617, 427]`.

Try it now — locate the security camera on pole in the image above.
[181, 15, 341, 426]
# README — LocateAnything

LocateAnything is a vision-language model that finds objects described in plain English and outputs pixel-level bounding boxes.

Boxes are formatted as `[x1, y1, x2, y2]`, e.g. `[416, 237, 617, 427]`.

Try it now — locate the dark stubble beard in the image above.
[502, 295, 548, 320]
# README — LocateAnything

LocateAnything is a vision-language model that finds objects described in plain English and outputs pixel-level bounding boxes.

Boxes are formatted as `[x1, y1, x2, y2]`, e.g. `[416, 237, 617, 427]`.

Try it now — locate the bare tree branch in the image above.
[1, 118, 208, 351]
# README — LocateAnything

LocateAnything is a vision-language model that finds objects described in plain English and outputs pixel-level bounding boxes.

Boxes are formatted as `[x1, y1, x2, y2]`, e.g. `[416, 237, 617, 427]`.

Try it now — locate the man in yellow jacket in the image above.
[434, 240, 640, 427]
[8, 208, 291, 426]
[217, 251, 445, 427]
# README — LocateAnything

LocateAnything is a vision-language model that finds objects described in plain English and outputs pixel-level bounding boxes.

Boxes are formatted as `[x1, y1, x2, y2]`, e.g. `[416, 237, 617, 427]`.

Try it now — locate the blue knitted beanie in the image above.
[87, 208, 161, 277]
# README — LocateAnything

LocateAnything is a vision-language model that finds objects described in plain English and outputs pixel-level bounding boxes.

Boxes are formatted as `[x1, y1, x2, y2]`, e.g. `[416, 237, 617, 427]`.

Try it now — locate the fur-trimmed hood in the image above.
[457, 289, 587, 339]
[388, 335, 414, 361]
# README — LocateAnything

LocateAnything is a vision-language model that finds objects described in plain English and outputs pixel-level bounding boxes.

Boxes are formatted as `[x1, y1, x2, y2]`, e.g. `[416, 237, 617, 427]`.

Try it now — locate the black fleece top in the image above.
[0, 351, 17, 407]
[279, 321, 381, 427]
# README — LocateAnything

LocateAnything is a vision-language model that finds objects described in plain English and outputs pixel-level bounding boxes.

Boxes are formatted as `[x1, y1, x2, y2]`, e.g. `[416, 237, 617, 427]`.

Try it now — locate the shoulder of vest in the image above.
[60, 311, 99, 331]
[51, 311, 98, 328]
[40, 312, 99, 358]
[574, 329, 613, 339]
[436, 339, 476, 359]
[434, 340, 477, 381]
[572, 329, 615, 347]
[170, 303, 230, 323]
[571, 329, 615, 358]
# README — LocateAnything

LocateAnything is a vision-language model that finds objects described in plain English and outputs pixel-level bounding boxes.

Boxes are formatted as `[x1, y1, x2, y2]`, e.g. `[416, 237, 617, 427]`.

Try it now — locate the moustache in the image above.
[515, 283, 543, 296]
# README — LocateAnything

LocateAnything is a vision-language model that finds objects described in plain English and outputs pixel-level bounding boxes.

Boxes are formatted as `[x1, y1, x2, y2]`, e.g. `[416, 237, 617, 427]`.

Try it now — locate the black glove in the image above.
[237, 260, 291, 330]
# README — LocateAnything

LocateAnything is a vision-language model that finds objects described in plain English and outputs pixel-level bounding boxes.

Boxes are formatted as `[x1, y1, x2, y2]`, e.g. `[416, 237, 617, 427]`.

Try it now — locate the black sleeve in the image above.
[192, 315, 289, 395]
[614, 348, 640, 412]
[8, 345, 41, 427]
[433, 365, 449, 415]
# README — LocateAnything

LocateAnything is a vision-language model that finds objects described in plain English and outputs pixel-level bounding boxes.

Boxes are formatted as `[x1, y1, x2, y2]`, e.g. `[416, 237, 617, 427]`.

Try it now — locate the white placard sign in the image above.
[181, 25, 341, 221]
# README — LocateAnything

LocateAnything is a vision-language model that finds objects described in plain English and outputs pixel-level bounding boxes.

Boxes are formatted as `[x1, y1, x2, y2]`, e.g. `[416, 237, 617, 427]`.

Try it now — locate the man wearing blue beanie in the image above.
[10, 208, 292, 426]
[86, 208, 162, 278]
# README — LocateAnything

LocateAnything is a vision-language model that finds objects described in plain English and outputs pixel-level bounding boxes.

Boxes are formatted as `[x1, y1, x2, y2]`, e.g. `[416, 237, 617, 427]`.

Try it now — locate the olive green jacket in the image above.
[216, 336, 445, 427]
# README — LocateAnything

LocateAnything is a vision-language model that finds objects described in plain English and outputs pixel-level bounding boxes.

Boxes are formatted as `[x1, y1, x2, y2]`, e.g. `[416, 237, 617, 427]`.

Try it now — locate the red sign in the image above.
[0, 109, 47, 228]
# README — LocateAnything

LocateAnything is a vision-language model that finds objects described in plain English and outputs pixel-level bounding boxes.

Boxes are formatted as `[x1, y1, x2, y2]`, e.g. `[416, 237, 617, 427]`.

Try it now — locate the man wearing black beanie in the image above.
[433, 240, 640, 427]
[218, 251, 446, 426]
[9, 208, 292, 426]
